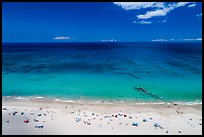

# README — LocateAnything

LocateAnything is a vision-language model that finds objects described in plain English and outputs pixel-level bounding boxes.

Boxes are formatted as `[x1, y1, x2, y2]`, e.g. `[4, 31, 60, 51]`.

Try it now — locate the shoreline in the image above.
[2, 97, 202, 135]
[2, 96, 202, 106]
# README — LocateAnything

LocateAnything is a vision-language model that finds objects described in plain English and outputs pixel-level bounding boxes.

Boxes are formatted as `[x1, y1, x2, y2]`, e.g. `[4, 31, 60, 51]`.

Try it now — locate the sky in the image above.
[2, 2, 202, 42]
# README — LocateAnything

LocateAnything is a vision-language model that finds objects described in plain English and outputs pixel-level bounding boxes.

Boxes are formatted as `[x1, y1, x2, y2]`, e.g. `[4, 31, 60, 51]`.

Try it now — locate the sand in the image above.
[2, 97, 202, 135]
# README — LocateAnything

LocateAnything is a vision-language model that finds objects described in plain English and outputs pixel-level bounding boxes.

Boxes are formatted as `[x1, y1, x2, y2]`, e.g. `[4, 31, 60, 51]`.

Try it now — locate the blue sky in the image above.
[2, 2, 202, 42]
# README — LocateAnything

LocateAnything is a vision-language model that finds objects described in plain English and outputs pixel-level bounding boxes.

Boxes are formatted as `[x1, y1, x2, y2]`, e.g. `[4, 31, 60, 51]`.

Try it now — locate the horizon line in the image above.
[2, 41, 202, 43]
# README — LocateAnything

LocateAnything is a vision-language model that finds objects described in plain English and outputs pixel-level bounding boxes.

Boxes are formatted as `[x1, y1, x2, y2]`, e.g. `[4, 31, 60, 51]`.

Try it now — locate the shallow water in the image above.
[2, 42, 202, 103]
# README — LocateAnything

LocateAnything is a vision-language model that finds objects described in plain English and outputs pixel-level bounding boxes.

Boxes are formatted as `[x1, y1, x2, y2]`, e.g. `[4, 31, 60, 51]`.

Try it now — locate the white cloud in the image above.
[133, 20, 152, 24]
[152, 38, 202, 42]
[137, 9, 169, 19]
[187, 4, 196, 8]
[162, 20, 167, 23]
[53, 36, 71, 40]
[175, 2, 191, 8]
[114, 2, 195, 20]
[152, 39, 171, 42]
[197, 13, 202, 17]
[196, 38, 202, 40]
[113, 2, 164, 10]
[101, 39, 117, 42]
[137, 2, 191, 19]
[183, 38, 202, 41]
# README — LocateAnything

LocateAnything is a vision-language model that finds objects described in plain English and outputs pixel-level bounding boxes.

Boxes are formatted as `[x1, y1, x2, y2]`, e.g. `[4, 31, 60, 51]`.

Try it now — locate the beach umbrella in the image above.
[35, 125, 44, 128]
[154, 123, 162, 129]
[132, 122, 139, 126]
[34, 119, 39, 122]
[24, 119, 29, 123]
[143, 118, 148, 122]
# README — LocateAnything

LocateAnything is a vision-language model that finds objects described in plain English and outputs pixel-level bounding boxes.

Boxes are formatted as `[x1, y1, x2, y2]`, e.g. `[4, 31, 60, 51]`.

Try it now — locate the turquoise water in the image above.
[2, 42, 202, 103]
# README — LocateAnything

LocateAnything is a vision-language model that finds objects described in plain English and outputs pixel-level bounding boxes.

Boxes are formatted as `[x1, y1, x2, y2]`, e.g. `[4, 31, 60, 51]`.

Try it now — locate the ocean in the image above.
[2, 42, 202, 104]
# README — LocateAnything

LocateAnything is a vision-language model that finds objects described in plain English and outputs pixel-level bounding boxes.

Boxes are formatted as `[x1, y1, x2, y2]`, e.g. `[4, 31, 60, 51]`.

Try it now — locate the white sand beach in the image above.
[2, 97, 202, 135]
